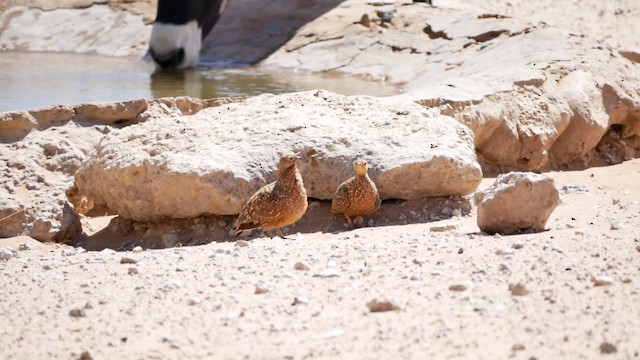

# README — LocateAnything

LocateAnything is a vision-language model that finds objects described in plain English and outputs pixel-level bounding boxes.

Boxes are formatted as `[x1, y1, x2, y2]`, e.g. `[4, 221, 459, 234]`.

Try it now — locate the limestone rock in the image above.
[0, 4, 150, 57]
[264, 3, 640, 171]
[475, 172, 560, 234]
[0, 96, 230, 241]
[74, 90, 482, 221]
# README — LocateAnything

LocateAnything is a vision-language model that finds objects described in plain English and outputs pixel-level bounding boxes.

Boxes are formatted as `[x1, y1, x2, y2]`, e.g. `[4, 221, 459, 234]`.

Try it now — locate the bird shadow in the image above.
[74, 196, 473, 251]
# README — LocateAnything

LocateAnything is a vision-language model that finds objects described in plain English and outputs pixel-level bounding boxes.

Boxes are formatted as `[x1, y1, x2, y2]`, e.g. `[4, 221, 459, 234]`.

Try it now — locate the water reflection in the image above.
[0, 51, 397, 112]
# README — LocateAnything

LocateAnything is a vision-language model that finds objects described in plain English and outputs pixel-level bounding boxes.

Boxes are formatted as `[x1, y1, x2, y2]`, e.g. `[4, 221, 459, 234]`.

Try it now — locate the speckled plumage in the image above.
[331, 159, 381, 226]
[234, 155, 308, 238]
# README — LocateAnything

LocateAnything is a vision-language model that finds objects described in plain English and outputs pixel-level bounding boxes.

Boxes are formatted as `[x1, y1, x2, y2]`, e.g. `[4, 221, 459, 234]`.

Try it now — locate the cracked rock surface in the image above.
[263, 3, 640, 172]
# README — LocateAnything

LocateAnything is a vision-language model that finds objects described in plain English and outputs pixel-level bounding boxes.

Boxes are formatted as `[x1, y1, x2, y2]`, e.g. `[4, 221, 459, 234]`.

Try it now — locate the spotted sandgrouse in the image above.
[331, 159, 381, 226]
[234, 154, 308, 238]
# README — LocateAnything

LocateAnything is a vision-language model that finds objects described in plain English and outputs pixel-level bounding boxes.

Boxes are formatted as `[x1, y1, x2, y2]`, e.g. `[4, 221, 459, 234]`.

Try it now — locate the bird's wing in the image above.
[331, 183, 352, 214]
[234, 183, 278, 231]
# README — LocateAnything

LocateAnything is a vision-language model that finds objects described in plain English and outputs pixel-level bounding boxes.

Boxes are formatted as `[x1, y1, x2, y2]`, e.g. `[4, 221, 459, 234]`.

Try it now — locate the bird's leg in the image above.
[265, 229, 274, 238]
[276, 228, 289, 239]
[345, 215, 354, 229]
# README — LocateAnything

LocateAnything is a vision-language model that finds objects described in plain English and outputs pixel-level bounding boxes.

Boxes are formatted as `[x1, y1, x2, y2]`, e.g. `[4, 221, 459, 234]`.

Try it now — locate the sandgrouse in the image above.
[331, 159, 381, 226]
[234, 154, 308, 238]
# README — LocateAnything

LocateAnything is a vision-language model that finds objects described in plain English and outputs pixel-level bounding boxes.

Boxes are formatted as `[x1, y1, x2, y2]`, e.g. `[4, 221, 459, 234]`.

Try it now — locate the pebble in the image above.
[410, 273, 422, 281]
[367, 219, 374, 227]
[18, 243, 33, 251]
[612, 197, 620, 205]
[69, 308, 86, 318]
[359, 13, 371, 28]
[186, 297, 201, 306]
[610, 221, 624, 230]
[254, 284, 270, 294]
[292, 296, 309, 305]
[496, 248, 514, 256]
[592, 276, 613, 287]
[430, 224, 459, 232]
[600, 342, 617, 354]
[217, 219, 227, 228]
[636, 245, 640, 253]
[324, 329, 345, 338]
[79, 351, 93, 360]
[228, 229, 236, 237]
[449, 283, 469, 292]
[132, 246, 143, 253]
[367, 299, 399, 312]
[413, 258, 426, 266]
[100, 248, 116, 256]
[561, 184, 589, 194]
[235, 240, 249, 248]
[452, 208, 462, 217]
[313, 268, 340, 278]
[509, 283, 530, 296]
[511, 241, 525, 249]
[511, 344, 526, 352]
[574, 228, 585, 236]
[353, 216, 364, 226]
[120, 257, 138, 264]
[294, 262, 310, 271]
[127, 267, 138, 275]
[0, 247, 16, 260]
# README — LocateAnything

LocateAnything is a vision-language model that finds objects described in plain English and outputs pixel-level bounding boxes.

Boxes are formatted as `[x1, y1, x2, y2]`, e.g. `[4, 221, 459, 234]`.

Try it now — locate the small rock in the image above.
[353, 216, 365, 226]
[413, 258, 426, 265]
[511, 344, 526, 352]
[561, 184, 589, 194]
[509, 283, 529, 296]
[18, 243, 33, 251]
[228, 229, 236, 237]
[132, 246, 143, 253]
[430, 223, 459, 232]
[294, 262, 310, 271]
[292, 296, 309, 305]
[367, 299, 400, 312]
[451, 208, 462, 217]
[359, 14, 371, 28]
[511, 240, 524, 249]
[217, 219, 228, 228]
[636, 245, 640, 253]
[600, 342, 617, 354]
[496, 248, 514, 256]
[574, 228, 585, 236]
[367, 219, 374, 227]
[79, 351, 93, 360]
[610, 221, 624, 230]
[410, 273, 422, 281]
[313, 268, 340, 278]
[186, 297, 201, 305]
[612, 197, 620, 205]
[457, 247, 464, 254]
[69, 308, 86, 318]
[127, 267, 138, 275]
[235, 240, 249, 248]
[375, 9, 395, 23]
[592, 276, 613, 287]
[448, 283, 469, 292]
[254, 284, 270, 294]
[100, 248, 116, 256]
[324, 329, 345, 338]
[0, 247, 16, 260]
[120, 257, 137, 264]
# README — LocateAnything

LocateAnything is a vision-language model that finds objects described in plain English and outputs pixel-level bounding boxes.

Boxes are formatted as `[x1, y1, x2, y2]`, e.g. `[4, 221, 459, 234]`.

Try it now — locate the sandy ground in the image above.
[2, 1, 640, 359]
[1, 159, 639, 359]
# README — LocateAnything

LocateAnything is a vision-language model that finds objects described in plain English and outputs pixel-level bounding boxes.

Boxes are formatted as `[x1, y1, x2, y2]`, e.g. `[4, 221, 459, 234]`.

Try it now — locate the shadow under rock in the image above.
[75, 196, 473, 251]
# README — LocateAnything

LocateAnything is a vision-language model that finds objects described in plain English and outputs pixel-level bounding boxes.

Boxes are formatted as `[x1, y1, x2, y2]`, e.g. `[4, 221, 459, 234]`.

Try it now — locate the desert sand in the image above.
[2, 159, 639, 359]
[1, 0, 640, 359]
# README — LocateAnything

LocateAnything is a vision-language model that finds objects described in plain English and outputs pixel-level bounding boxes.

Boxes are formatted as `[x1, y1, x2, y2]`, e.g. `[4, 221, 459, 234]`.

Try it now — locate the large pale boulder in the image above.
[0, 97, 237, 241]
[73, 90, 482, 222]
[475, 172, 560, 234]
[263, 3, 640, 171]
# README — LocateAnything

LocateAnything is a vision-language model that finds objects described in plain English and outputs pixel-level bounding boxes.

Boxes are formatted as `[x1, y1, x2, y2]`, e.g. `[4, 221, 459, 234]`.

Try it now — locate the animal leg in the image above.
[276, 228, 288, 239]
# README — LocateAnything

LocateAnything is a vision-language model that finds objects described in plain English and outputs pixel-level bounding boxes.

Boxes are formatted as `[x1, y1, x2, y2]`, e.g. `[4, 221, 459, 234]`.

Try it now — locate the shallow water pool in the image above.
[0, 51, 397, 113]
